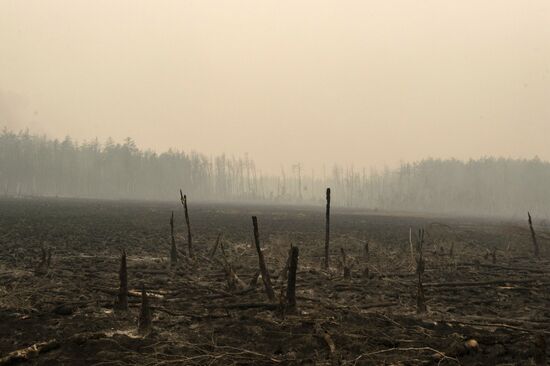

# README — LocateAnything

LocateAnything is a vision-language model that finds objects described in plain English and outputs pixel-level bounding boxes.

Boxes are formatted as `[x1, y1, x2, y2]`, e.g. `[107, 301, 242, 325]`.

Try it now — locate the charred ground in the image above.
[0, 197, 549, 365]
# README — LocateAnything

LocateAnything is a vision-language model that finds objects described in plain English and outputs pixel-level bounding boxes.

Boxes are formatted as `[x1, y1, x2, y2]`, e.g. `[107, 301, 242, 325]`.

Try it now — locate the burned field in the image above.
[0, 198, 549, 365]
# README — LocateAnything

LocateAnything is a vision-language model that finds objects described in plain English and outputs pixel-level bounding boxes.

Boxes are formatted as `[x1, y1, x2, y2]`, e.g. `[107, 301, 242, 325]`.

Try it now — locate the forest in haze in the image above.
[1, 128, 549, 218]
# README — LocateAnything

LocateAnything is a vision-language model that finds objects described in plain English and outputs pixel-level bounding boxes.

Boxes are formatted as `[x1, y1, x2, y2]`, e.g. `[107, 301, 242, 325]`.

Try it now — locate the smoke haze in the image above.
[1, 1, 550, 174]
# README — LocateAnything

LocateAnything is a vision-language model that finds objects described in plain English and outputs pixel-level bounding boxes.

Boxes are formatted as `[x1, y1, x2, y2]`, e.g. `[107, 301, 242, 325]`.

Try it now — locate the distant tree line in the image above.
[1, 128, 549, 217]
[0, 129, 269, 201]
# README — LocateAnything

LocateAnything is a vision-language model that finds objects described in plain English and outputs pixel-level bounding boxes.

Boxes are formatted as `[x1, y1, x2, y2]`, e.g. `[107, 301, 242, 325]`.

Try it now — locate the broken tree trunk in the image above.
[528, 212, 540, 257]
[114, 250, 128, 311]
[138, 284, 152, 334]
[170, 211, 178, 266]
[180, 189, 193, 257]
[286, 246, 299, 310]
[252, 216, 275, 302]
[324, 188, 331, 270]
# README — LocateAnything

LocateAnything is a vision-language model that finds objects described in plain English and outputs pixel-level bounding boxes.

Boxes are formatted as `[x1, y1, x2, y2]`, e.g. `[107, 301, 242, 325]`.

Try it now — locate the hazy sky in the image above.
[1, 1, 549, 173]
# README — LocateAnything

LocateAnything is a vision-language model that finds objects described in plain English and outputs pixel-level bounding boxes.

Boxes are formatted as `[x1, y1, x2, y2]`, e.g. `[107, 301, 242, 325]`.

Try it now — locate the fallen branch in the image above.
[0, 340, 60, 365]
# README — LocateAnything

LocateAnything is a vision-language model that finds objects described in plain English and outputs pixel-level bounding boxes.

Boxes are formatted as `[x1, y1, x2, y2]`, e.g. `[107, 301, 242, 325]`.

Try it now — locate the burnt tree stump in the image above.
[138, 283, 152, 334]
[169, 211, 178, 266]
[180, 190, 193, 257]
[286, 246, 299, 310]
[252, 216, 275, 302]
[324, 188, 331, 270]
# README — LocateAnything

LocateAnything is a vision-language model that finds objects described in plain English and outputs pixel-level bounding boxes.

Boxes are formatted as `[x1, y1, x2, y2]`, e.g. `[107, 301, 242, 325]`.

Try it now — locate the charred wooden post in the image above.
[180, 189, 193, 257]
[416, 229, 427, 314]
[409, 227, 415, 270]
[341, 247, 351, 279]
[138, 283, 152, 334]
[209, 232, 222, 259]
[363, 239, 370, 278]
[169, 211, 178, 266]
[286, 246, 299, 310]
[324, 188, 331, 270]
[528, 212, 540, 257]
[252, 216, 275, 301]
[115, 250, 128, 311]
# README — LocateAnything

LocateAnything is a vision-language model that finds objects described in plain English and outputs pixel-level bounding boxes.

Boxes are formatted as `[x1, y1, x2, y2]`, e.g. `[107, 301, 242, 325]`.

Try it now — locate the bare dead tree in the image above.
[138, 283, 152, 334]
[324, 188, 331, 270]
[114, 250, 128, 311]
[286, 246, 299, 310]
[416, 229, 427, 314]
[169, 211, 178, 266]
[180, 190, 193, 257]
[252, 216, 275, 301]
[528, 212, 540, 257]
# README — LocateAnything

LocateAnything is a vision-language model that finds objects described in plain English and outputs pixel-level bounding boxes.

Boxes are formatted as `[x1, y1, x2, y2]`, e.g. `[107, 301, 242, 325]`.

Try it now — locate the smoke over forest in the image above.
[1, 128, 548, 218]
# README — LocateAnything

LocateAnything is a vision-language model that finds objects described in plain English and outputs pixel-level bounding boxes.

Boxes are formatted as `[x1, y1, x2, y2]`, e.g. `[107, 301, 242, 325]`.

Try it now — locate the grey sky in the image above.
[1, 0, 549, 173]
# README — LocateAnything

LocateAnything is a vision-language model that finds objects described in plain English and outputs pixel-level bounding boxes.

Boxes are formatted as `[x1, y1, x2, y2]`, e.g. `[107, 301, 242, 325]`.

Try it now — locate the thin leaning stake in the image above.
[209, 232, 222, 259]
[252, 216, 275, 302]
[528, 212, 540, 257]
